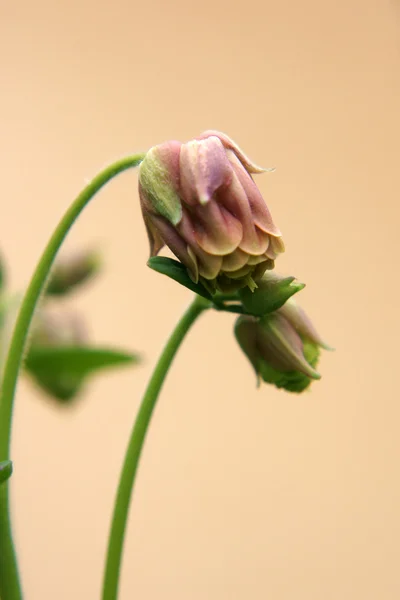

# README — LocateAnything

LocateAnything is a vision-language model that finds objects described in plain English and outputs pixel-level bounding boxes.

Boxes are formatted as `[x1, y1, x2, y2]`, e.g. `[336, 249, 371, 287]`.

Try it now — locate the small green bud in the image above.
[239, 271, 305, 316]
[257, 337, 320, 393]
[235, 300, 329, 393]
[46, 250, 101, 296]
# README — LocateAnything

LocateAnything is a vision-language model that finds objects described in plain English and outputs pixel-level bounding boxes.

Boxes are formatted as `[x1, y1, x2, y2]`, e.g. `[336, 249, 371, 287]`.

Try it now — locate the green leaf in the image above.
[147, 257, 213, 300]
[24, 345, 140, 403]
[0, 460, 13, 485]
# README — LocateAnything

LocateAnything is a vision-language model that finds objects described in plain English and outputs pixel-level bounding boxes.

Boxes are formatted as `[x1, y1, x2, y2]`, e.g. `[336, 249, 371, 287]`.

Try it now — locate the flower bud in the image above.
[278, 299, 332, 350]
[239, 271, 305, 316]
[46, 250, 100, 296]
[235, 301, 328, 393]
[31, 309, 87, 347]
[139, 131, 284, 293]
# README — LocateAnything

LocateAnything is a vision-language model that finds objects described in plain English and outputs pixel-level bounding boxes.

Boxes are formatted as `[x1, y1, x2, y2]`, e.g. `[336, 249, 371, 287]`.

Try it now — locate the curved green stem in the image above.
[0, 153, 145, 600]
[102, 295, 210, 600]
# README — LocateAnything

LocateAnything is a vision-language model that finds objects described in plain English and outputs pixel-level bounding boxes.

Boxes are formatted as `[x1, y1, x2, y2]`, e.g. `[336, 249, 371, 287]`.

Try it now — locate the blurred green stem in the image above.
[102, 295, 210, 600]
[0, 153, 145, 600]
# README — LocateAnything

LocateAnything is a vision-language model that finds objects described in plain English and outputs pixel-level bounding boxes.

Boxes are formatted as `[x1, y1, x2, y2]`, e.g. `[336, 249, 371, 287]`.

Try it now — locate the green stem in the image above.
[0, 153, 145, 600]
[102, 295, 210, 600]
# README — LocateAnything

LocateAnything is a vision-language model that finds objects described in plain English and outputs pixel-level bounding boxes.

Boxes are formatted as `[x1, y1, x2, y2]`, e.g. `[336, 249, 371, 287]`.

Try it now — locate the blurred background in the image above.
[1, 0, 400, 598]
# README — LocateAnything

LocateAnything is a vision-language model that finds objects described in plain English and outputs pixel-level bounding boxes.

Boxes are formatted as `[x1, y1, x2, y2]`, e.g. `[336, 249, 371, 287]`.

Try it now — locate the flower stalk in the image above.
[102, 294, 210, 600]
[0, 130, 330, 600]
[0, 153, 145, 600]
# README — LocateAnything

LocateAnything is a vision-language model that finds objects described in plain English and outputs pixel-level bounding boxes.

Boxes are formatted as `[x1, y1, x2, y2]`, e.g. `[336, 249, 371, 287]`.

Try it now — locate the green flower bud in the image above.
[235, 301, 329, 393]
[46, 250, 100, 296]
[239, 271, 305, 316]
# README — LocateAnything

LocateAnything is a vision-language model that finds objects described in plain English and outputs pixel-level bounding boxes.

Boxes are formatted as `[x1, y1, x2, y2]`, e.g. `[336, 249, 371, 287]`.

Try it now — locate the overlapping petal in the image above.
[139, 131, 285, 292]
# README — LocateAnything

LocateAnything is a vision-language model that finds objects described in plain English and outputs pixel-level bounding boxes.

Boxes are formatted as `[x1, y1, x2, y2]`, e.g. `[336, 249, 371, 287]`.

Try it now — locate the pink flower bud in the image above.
[139, 131, 284, 293]
[234, 301, 330, 393]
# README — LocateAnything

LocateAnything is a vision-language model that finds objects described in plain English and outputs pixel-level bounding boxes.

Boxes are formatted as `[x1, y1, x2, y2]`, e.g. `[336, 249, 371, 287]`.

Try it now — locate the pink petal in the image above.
[194, 249, 223, 280]
[153, 140, 182, 194]
[278, 300, 331, 350]
[225, 264, 254, 279]
[197, 130, 267, 174]
[258, 314, 320, 379]
[247, 254, 268, 266]
[218, 170, 270, 256]
[188, 201, 243, 256]
[229, 153, 282, 238]
[143, 214, 165, 256]
[149, 214, 199, 282]
[221, 249, 249, 272]
[179, 137, 232, 206]
[265, 236, 285, 259]
[177, 210, 224, 279]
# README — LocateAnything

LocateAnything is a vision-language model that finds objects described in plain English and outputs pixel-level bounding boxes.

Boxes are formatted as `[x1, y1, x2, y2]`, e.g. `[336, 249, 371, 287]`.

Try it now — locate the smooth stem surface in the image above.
[102, 295, 210, 600]
[0, 153, 145, 600]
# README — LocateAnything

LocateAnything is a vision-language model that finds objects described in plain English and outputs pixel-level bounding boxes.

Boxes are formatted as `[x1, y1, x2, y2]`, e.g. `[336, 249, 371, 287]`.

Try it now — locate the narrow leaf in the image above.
[147, 257, 213, 300]
[24, 346, 140, 403]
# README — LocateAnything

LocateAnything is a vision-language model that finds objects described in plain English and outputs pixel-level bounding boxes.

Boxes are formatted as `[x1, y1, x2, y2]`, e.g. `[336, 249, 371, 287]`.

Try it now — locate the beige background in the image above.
[1, 0, 400, 598]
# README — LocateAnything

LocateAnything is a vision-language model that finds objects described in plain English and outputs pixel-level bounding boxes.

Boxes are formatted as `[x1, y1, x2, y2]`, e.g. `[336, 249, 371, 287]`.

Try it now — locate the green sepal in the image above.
[258, 340, 320, 393]
[147, 257, 213, 301]
[0, 460, 13, 485]
[139, 150, 182, 225]
[239, 274, 305, 316]
[24, 345, 140, 403]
